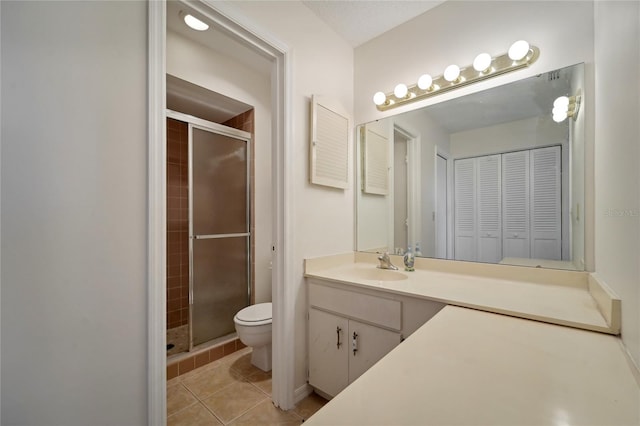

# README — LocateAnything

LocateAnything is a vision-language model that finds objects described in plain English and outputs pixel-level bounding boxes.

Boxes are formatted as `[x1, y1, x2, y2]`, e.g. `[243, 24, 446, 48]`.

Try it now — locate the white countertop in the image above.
[305, 306, 640, 426]
[305, 254, 614, 334]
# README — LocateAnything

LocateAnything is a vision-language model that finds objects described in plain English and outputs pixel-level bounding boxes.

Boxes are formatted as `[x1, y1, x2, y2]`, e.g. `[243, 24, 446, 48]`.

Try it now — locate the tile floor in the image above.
[167, 347, 328, 425]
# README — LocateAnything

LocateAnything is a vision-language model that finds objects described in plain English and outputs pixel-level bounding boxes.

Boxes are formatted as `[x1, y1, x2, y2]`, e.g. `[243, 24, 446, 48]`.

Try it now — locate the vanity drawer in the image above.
[309, 282, 401, 330]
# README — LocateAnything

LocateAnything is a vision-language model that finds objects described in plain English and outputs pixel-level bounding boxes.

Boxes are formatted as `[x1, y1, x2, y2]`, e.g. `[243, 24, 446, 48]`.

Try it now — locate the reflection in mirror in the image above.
[356, 63, 585, 271]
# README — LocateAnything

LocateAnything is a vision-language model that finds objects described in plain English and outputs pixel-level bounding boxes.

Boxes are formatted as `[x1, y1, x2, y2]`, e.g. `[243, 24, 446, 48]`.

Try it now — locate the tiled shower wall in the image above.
[167, 118, 189, 329]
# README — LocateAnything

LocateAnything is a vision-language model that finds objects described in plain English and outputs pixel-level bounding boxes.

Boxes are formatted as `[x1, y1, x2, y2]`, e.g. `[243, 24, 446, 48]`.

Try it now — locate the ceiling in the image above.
[301, 0, 446, 47]
[302, 0, 445, 47]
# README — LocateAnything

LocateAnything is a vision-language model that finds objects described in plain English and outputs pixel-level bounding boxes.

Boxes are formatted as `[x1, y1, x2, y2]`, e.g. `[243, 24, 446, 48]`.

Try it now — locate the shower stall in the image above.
[166, 111, 251, 356]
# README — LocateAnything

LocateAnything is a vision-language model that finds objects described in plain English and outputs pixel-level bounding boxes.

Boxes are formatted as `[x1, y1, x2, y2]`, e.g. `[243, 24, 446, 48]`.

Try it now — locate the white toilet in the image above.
[233, 302, 272, 372]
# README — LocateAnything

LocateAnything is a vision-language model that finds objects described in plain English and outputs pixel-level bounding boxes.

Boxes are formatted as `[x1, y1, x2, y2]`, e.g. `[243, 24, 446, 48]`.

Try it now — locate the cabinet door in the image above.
[348, 320, 401, 384]
[308, 308, 349, 397]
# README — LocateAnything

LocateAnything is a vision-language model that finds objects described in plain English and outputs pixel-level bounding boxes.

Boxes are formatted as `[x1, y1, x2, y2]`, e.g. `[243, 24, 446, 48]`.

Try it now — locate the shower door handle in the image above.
[192, 233, 249, 240]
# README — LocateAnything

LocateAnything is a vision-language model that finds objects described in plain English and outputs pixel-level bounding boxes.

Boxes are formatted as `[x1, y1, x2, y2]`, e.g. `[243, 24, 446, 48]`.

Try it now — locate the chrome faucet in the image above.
[377, 252, 398, 270]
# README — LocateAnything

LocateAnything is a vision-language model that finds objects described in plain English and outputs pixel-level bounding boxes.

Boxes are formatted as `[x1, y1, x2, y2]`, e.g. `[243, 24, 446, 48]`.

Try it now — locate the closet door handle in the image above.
[352, 332, 358, 356]
[336, 326, 342, 349]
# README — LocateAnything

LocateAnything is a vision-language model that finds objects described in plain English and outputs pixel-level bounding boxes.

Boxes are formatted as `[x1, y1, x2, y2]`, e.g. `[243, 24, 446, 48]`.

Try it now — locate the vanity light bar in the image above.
[374, 40, 540, 111]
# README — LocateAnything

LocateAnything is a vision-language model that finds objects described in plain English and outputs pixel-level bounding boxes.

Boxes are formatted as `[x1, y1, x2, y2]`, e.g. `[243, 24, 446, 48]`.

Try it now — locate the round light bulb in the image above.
[443, 64, 461, 82]
[417, 74, 433, 90]
[553, 112, 568, 123]
[394, 83, 408, 98]
[373, 92, 387, 106]
[183, 13, 209, 31]
[508, 40, 530, 61]
[552, 106, 567, 116]
[473, 53, 492, 72]
[553, 96, 570, 108]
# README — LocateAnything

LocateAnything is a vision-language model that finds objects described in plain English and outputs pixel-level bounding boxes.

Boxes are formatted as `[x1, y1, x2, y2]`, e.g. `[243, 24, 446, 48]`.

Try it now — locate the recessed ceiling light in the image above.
[181, 11, 209, 31]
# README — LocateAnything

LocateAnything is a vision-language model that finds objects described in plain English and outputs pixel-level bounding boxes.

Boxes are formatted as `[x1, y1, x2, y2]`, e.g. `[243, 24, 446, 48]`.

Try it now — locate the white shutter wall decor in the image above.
[362, 125, 389, 195]
[310, 95, 350, 189]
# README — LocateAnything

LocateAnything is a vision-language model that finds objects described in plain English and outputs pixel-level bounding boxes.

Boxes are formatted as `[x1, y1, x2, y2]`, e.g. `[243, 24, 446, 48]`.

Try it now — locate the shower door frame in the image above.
[167, 109, 252, 351]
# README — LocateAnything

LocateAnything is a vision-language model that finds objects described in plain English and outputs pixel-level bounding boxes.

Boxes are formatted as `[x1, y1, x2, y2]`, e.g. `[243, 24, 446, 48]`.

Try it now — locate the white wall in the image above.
[1, 1, 148, 425]
[219, 1, 354, 394]
[449, 116, 567, 159]
[167, 30, 273, 303]
[357, 120, 391, 253]
[593, 1, 640, 368]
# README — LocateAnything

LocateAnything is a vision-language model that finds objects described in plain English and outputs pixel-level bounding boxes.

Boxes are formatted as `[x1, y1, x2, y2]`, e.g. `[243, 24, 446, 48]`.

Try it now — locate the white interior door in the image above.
[454, 158, 476, 261]
[435, 154, 448, 259]
[530, 146, 562, 259]
[476, 155, 502, 263]
[502, 150, 530, 260]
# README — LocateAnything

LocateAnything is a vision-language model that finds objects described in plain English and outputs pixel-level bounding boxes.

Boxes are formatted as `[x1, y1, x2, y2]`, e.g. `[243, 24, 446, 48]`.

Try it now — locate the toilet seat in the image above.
[234, 302, 272, 326]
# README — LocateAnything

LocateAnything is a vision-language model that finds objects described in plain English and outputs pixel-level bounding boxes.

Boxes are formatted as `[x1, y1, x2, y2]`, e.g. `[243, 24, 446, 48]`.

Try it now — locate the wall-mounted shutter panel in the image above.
[362, 126, 389, 195]
[454, 158, 476, 261]
[310, 96, 349, 189]
[530, 146, 561, 259]
[476, 155, 502, 263]
[502, 150, 530, 259]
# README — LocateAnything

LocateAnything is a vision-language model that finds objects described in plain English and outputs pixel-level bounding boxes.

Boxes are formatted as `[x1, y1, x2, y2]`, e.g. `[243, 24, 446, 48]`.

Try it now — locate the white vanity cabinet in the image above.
[307, 279, 445, 398]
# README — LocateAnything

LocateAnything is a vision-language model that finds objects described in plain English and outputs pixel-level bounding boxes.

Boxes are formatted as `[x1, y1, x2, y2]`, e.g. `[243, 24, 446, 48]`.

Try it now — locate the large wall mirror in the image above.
[356, 63, 585, 271]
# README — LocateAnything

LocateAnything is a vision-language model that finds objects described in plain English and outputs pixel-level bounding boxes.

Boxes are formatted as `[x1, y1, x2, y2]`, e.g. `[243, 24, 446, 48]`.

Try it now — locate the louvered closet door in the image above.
[454, 158, 476, 261]
[530, 146, 561, 259]
[476, 155, 502, 263]
[502, 151, 530, 259]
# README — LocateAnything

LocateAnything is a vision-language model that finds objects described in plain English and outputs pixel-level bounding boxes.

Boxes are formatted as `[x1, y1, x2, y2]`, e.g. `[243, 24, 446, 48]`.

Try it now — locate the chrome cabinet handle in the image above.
[336, 326, 342, 349]
[352, 332, 358, 356]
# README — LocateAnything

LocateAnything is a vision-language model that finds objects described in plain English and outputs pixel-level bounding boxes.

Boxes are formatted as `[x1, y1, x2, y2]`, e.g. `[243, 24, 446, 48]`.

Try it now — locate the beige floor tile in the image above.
[167, 383, 198, 417]
[228, 352, 266, 378]
[168, 402, 223, 426]
[181, 363, 245, 400]
[292, 392, 328, 420]
[229, 399, 302, 426]
[246, 370, 272, 396]
[201, 381, 268, 424]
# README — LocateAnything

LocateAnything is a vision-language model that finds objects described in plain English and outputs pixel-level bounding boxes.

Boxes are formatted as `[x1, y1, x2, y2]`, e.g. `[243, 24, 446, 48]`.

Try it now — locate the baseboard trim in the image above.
[294, 383, 314, 404]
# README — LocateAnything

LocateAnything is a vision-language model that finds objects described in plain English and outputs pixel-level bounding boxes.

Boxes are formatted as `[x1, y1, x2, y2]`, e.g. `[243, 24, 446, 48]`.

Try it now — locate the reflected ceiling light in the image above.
[182, 12, 209, 31]
[373, 40, 539, 111]
[473, 53, 492, 72]
[417, 74, 434, 91]
[552, 94, 581, 122]
[394, 83, 409, 98]
[508, 40, 530, 61]
[443, 64, 461, 82]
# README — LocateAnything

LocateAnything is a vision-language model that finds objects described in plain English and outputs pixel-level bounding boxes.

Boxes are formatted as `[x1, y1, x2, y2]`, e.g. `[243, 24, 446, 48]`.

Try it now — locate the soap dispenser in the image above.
[403, 246, 415, 271]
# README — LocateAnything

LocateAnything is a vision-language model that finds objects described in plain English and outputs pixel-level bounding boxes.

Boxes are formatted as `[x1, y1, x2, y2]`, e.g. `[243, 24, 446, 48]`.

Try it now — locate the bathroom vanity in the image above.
[304, 252, 638, 424]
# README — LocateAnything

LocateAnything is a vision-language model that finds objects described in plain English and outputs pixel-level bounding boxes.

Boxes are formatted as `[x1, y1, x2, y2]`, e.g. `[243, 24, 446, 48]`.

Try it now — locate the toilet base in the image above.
[251, 343, 272, 372]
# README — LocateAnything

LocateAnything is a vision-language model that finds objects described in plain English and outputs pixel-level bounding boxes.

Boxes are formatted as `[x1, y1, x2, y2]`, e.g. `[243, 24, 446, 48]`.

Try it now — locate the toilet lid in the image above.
[236, 302, 272, 322]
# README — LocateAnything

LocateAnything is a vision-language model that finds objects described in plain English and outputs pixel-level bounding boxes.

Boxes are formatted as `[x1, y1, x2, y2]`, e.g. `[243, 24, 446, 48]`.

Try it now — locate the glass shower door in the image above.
[190, 125, 250, 347]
